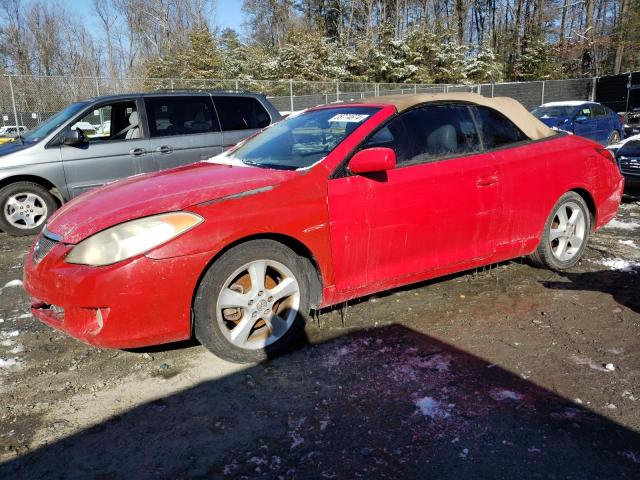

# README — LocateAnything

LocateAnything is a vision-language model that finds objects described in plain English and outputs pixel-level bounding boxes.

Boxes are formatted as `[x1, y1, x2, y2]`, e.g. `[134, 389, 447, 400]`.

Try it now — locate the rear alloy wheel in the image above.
[194, 240, 310, 363]
[529, 192, 590, 271]
[608, 130, 621, 146]
[0, 182, 57, 236]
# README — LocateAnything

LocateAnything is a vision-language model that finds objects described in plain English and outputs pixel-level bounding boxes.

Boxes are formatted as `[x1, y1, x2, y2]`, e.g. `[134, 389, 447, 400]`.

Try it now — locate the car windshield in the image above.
[221, 106, 380, 170]
[531, 105, 577, 118]
[619, 141, 640, 157]
[22, 102, 89, 143]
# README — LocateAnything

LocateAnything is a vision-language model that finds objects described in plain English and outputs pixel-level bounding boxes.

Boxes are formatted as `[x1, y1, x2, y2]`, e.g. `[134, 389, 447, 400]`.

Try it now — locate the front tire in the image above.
[194, 240, 310, 363]
[529, 192, 591, 271]
[0, 182, 57, 236]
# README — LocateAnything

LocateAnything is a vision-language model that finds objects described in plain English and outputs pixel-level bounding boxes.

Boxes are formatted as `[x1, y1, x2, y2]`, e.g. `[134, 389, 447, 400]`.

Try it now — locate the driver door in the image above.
[327, 104, 502, 292]
[60, 98, 150, 197]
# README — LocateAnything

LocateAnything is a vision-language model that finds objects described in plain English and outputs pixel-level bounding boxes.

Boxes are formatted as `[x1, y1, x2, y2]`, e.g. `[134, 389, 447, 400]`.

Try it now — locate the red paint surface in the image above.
[24, 103, 625, 349]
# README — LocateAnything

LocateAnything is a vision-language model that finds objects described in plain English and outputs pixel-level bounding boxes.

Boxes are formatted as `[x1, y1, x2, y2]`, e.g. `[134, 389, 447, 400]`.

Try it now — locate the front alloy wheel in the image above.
[195, 240, 310, 363]
[0, 181, 57, 236]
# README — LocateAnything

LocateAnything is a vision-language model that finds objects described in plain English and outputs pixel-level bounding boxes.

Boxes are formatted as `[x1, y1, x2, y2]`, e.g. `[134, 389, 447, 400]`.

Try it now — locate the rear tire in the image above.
[607, 130, 621, 146]
[529, 192, 591, 271]
[194, 240, 310, 363]
[0, 182, 57, 236]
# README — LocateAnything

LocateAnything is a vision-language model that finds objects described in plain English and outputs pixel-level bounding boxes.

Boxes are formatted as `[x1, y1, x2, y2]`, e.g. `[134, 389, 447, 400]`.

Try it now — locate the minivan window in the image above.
[474, 106, 528, 149]
[145, 96, 219, 137]
[71, 101, 138, 142]
[23, 102, 88, 143]
[213, 96, 271, 131]
[363, 104, 481, 165]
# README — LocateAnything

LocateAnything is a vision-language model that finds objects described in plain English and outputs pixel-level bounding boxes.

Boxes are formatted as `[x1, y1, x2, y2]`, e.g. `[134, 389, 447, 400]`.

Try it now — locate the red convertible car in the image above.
[24, 93, 624, 363]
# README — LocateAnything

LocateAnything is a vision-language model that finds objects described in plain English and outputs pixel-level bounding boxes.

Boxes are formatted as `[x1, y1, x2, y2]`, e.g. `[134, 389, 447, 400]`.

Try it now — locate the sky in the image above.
[66, 0, 245, 34]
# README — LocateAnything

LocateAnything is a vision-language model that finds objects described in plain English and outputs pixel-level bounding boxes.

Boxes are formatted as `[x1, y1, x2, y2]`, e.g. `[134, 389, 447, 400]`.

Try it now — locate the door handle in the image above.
[155, 145, 173, 154]
[129, 148, 147, 157]
[476, 175, 499, 187]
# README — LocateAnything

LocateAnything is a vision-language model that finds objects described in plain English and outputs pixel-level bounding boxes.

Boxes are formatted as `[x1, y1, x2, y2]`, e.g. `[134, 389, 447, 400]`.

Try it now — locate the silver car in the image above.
[0, 91, 281, 235]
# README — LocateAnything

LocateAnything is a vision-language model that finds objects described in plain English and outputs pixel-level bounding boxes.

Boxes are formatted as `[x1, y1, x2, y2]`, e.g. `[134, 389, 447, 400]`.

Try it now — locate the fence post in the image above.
[95, 77, 100, 96]
[335, 81, 339, 101]
[8, 75, 19, 127]
[414, 84, 417, 94]
[235, 79, 239, 92]
[541, 80, 545, 104]
[491, 83, 495, 97]
[170, 78, 174, 90]
[375, 83, 379, 96]
[289, 79, 294, 112]
[591, 77, 597, 102]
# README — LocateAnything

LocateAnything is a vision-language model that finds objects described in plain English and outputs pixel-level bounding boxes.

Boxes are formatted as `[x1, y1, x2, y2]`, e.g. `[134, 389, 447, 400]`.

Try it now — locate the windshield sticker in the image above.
[328, 113, 370, 123]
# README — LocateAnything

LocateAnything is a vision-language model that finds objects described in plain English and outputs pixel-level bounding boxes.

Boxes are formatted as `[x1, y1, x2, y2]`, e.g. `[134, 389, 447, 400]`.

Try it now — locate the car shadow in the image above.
[541, 269, 639, 314]
[2, 324, 639, 479]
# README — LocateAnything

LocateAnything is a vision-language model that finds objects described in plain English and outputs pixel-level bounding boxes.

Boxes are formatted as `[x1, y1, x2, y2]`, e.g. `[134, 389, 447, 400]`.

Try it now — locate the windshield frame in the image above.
[215, 105, 383, 171]
[21, 101, 90, 145]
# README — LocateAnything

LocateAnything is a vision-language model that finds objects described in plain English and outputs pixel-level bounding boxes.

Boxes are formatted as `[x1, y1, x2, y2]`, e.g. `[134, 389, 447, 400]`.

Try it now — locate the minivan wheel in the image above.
[529, 192, 591, 271]
[0, 182, 57, 236]
[194, 239, 310, 363]
[608, 130, 621, 146]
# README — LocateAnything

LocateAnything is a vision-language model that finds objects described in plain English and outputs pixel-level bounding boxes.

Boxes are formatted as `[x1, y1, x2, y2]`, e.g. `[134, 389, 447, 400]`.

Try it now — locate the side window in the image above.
[474, 106, 528, 149]
[593, 104, 608, 117]
[144, 96, 219, 138]
[362, 104, 481, 166]
[213, 96, 271, 131]
[576, 106, 593, 119]
[71, 101, 138, 142]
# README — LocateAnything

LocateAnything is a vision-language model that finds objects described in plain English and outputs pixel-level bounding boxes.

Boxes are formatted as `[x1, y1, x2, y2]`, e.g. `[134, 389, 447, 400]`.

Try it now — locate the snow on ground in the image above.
[490, 388, 524, 402]
[415, 396, 442, 418]
[596, 258, 640, 273]
[619, 239, 638, 249]
[0, 358, 21, 369]
[0, 279, 23, 294]
[604, 218, 640, 231]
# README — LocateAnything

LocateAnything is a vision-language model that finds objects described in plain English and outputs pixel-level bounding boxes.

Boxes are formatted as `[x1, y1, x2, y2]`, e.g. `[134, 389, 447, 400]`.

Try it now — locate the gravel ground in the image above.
[1, 192, 639, 479]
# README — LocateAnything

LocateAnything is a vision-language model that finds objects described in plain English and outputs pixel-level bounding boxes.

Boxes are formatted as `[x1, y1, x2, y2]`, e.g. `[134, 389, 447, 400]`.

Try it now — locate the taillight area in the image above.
[618, 114, 625, 125]
[596, 148, 616, 163]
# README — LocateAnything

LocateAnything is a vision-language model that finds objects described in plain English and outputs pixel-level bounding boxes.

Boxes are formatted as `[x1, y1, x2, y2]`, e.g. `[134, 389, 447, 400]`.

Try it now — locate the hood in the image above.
[538, 116, 569, 128]
[47, 162, 297, 243]
[0, 139, 34, 157]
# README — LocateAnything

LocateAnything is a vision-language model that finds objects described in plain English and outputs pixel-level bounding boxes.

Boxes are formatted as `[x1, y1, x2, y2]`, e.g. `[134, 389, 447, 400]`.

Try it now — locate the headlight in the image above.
[65, 212, 203, 266]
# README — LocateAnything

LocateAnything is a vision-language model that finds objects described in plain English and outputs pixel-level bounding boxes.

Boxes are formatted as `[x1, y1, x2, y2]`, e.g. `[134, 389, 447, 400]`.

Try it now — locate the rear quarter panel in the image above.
[498, 133, 622, 257]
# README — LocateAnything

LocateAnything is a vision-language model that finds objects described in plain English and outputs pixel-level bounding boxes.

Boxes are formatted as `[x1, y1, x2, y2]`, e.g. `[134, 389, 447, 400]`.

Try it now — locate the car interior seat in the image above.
[426, 124, 457, 154]
[125, 111, 140, 139]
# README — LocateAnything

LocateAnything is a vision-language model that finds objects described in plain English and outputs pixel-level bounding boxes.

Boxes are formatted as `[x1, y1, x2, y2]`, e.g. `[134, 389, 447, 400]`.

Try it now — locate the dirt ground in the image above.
[1, 192, 639, 479]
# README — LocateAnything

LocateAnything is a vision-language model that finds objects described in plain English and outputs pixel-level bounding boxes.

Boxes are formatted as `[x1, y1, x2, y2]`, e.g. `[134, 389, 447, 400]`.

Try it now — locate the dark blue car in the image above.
[531, 101, 624, 146]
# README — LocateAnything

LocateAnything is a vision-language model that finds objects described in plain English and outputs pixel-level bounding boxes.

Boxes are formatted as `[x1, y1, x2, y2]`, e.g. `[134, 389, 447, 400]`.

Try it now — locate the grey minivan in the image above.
[0, 91, 281, 235]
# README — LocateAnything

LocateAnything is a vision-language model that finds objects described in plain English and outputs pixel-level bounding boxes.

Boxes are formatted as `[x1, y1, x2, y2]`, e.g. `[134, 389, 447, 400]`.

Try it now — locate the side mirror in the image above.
[574, 115, 589, 123]
[63, 128, 86, 146]
[349, 147, 396, 175]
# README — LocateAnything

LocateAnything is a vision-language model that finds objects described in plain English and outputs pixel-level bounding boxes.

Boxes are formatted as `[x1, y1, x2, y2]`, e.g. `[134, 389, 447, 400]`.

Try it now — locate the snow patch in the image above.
[1, 330, 19, 338]
[604, 219, 640, 231]
[0, 358, 20, 368]
[571, 354, 610, 372]
[490, 388, 523, 402]
[618, 239, 638, 248]
[415, 396, 452, 418]
[597, 258, 640, 273]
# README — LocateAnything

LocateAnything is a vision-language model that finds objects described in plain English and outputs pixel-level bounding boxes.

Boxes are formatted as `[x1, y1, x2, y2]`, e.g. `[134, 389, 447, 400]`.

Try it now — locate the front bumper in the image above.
[23, 240, 211, 349]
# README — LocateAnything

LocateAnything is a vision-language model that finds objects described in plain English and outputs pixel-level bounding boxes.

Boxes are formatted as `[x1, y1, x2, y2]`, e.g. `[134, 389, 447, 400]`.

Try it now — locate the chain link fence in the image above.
[0, 74, 596, 130]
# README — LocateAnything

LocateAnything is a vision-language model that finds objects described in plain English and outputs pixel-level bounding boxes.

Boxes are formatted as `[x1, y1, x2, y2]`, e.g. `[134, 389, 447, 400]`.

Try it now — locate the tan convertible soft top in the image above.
[361, 92, 556, 141]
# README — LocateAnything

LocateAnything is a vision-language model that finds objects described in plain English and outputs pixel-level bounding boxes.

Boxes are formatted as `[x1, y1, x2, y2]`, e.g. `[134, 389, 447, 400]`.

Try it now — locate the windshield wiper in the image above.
[241, 159, 296, 170]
